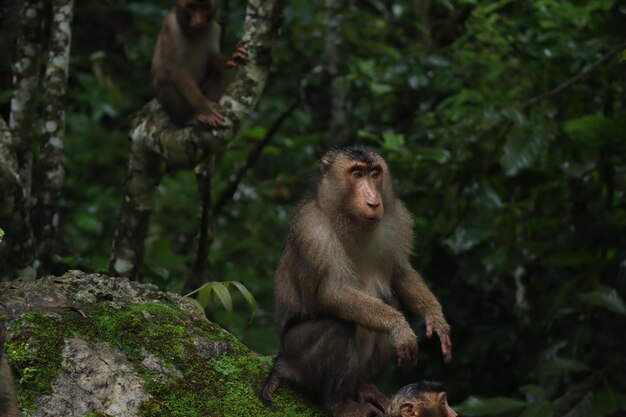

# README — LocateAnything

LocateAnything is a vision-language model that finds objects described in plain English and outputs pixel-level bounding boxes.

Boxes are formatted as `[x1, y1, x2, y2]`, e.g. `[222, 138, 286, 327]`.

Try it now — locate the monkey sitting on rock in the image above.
[261, 146, 452, 417]
[386, 381, 458, 417]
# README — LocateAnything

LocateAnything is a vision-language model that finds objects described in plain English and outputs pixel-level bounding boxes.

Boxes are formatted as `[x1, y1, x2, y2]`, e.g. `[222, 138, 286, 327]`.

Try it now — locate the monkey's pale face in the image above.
[345, 162, 384, 226]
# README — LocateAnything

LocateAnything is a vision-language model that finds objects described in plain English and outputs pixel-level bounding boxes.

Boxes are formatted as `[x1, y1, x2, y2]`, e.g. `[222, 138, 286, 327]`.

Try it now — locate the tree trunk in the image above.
[109, 0, 287, 280]
[0, 0, 68, 280]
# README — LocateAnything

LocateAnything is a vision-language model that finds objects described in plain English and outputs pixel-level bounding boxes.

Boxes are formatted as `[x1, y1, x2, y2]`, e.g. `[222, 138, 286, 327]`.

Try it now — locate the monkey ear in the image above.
[320, 156, 332, 175]
[400, 401, 418, 417]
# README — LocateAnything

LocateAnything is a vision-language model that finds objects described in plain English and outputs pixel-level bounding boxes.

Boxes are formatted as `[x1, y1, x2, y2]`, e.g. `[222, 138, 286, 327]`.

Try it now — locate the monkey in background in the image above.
[151, 0, 246, 127]
[386, 381, 458, 417]
[261, 146, 452, 417]
[0, 322, 19, 417]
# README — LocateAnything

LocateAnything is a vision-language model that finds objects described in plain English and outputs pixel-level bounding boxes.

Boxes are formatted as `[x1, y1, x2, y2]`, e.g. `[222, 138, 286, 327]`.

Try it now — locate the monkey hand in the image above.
[227, 41, 247, 67]
[192, 103, 225, 127]
[425, 315, 452, 363]
[391, 325, 418, 371]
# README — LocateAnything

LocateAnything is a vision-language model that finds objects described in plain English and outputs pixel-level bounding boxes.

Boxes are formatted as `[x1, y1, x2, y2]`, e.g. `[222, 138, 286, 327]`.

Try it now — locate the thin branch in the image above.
[522, 41, 626, 109]
[213, 98, 300, 217]
[188, 156, 214, 294]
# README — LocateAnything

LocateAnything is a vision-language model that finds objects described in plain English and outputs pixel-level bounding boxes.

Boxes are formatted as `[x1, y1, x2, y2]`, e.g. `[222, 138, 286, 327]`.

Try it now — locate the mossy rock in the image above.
[0, 270, 326, 417]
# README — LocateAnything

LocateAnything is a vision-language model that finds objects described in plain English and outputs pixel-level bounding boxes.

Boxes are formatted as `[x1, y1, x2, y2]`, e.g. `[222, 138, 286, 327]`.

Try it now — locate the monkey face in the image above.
[177, 0, 213, 33]
[345, 162, 384, 226]
[400, 392, 457, 417]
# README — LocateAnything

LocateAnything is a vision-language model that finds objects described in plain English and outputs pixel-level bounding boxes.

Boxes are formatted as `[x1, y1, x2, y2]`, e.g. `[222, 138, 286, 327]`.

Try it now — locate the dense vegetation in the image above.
[2, 0, 625, 415]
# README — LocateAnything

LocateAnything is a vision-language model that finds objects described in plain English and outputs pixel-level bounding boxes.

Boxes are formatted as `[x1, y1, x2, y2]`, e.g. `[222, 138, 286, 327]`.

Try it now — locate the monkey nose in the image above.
[367, 201, 380, 209]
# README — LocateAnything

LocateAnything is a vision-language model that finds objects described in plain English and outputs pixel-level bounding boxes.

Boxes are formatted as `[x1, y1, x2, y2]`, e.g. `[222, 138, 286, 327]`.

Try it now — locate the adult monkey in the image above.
[261, 146, 452, 417]
[387, 381, 458, 417]
[151, 0, 246, 127]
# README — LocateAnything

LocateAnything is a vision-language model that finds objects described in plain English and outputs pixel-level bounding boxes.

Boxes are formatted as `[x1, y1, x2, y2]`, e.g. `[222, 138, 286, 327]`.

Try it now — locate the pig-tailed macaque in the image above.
[0, 323, 19, 417]
[151, 0, 246, 127]
[386, 381, 458, 417]
[261, 146, 452, 417]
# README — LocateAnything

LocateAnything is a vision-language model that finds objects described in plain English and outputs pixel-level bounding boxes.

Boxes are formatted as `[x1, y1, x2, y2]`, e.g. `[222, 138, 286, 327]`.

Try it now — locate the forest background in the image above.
[0, 0, 625, 416]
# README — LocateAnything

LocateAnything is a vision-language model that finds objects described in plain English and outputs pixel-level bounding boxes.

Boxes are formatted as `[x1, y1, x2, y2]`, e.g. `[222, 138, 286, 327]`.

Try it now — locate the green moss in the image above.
[6, 312, 67, 410]
[6, 301, 325, 417]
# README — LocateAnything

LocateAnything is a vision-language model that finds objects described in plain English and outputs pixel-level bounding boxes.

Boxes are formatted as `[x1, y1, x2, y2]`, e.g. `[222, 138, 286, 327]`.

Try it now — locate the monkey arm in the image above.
[168, 65, 214, 113]
[318, 285, 418, 370]
[392, 267, 452, 363]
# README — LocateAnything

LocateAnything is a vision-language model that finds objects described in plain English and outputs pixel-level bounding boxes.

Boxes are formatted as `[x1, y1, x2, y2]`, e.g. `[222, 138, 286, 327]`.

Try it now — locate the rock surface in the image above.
[0, 270, 325, 417]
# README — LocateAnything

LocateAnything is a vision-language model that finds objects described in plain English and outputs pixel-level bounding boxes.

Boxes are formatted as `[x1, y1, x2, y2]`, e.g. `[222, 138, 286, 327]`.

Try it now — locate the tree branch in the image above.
[522, 41, 626, 109]
[213, 98, 300, 218]
[110, 0, 286, 278]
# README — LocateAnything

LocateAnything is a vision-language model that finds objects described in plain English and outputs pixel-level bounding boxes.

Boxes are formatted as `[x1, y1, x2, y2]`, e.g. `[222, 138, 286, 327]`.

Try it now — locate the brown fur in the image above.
[0, 324, 19, 417]
[151, 0, 244, 127]
[387, 381, 458, 417]
[261, 147, 452, 417]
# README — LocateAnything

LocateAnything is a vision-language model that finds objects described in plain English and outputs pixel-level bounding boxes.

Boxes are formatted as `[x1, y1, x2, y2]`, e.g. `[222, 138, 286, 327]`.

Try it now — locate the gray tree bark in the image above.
[34, 0, 75, 270]
[109, 0, 286, 280]
[0, 0, 74, 280]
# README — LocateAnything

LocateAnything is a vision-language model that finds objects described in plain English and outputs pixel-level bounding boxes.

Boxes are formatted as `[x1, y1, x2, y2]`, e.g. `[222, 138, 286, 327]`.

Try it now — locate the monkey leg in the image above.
[281, 319, 380, 416]
[353, 331, 393, 412]
[356, 383, 389, 413]
[331, 401, 385, 417]
[260, 353, 302, 405]
[200, 73, 227, 103]
[152, 72, 194, 124]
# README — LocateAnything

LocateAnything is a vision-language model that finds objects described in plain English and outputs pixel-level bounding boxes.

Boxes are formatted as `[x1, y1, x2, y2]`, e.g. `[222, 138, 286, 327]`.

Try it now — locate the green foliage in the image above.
[186, 280, 257, 320]
[35, 0, 626, 415]
[455, 396, 526, 416]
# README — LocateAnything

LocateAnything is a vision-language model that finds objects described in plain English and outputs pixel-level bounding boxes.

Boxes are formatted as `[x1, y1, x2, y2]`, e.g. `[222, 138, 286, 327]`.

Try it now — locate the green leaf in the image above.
[549, 357, 590, 373]
[563, 392, 593, 417]
[416, 147, 451, 164]
[519, 401, 554, 417]
[589, 388, 626, 417]
[563, 114, 619, 146]
[74, 213, 103, 234]
[519, 384, 547, 402]
[500, 129, 545, 176]
[211, 282, 233, 313]
[230, 281, 257, 321]
[381, 130, 405, 151]
[0, 227, 4, 241]
[580, 287, 626, 316]
[454, 396, 526, 416]
[196, 284, 213, 309]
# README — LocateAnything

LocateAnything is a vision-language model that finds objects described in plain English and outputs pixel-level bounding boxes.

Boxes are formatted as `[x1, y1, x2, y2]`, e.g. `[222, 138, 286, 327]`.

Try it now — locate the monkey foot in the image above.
[191, 111, 224, 128]
[334, 401, 385, 417]
[356, 383, 389, 412]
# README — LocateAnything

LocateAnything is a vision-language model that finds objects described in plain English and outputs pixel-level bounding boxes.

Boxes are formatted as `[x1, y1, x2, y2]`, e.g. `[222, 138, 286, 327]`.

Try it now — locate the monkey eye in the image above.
[371, 169, 381, 179]
[351, 170, 364, 180]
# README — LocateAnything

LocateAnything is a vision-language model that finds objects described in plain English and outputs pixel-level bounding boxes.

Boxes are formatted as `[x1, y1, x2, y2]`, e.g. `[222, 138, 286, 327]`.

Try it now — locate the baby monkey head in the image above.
[387, 381, 458, 417]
